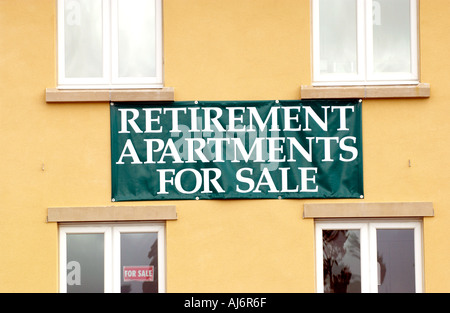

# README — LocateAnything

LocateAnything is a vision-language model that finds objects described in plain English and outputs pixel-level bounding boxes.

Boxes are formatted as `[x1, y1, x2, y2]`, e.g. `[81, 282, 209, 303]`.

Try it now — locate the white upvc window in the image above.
[59, 223, 166, 293]
[57, 0, 163, 89]
[312, 0, 419, 86]
[315, 219, 423, 293]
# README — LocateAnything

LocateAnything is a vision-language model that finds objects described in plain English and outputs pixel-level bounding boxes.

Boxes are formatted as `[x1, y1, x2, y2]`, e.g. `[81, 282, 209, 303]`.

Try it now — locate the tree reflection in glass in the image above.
[322, 230, 361, 293]
[121, 232, 158, 293]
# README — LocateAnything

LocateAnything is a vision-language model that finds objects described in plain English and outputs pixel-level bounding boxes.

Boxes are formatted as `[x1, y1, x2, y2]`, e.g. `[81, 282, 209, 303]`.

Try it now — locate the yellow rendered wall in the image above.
[0, 0, 449, 292]
[0, 0, 57, 292]
[414, 0, 450, 292]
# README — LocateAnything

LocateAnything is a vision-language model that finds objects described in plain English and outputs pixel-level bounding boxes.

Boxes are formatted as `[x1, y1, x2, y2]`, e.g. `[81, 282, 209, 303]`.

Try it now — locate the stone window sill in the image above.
[45, 87, 174, 103]
[303, 202, 434, 219]
[47, 205, 177, 222]
[300, 83, 430, 99]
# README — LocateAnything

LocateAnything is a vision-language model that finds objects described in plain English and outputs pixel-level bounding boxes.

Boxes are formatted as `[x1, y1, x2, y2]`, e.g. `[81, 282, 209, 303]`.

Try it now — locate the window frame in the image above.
[57, 0, 163, 89]
[315, 218, 423, 293]
[311, 0, 419, 86]
[59, 222, 166, 293]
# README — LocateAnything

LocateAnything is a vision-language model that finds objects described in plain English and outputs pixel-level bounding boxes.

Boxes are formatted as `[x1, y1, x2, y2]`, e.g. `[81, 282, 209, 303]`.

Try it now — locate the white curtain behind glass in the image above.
[372, 0, 411, 74]
[319, 0, 358, 75]
[117, 0, 156, 78]
[64, 0, 103, 78]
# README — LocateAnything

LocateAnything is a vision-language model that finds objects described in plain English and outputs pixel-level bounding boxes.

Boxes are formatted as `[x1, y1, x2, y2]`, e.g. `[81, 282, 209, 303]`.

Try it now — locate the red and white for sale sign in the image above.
[123, 266, 154, 282]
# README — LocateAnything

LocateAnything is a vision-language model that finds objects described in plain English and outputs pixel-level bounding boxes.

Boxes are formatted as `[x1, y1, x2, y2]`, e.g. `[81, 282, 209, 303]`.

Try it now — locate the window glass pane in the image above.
[117, 0, 157, 78]
[322, 230, 361, 293]
[372, 0, 411, 73]
[121, 232, 159, 293]
[319, 0, 358, 74]
[377, 229, 415, 293]
[64, 0, 103, 78]
[66, 233, 104, 293]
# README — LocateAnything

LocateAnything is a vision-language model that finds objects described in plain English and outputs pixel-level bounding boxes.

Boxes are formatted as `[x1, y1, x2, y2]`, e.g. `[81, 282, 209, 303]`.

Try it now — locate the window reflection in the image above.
[322, 230, 361, 293]
[66, 233, 104, 293]
[377, 229, 415, 293]
[120, 232, 158, 293]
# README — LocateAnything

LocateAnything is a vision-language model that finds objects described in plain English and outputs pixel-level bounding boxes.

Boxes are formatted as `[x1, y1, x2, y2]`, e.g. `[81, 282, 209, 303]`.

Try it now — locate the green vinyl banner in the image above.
[110, 100, 363, 201]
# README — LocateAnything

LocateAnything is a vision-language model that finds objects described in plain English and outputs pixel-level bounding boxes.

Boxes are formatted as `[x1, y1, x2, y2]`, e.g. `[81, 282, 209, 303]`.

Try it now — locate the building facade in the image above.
[0, 0, 449, 293]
